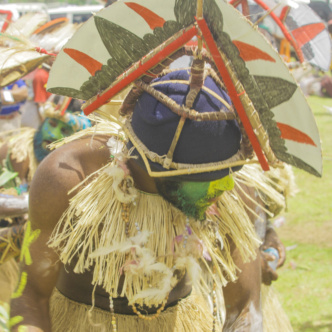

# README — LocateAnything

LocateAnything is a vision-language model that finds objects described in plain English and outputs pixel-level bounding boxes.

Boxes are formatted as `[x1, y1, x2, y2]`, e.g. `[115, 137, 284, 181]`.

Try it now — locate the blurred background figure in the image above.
[308, 1, 332, 33]
[0, 95, 91, 309]
[22, 58, 54, 129]
[0, 79, 28, 133]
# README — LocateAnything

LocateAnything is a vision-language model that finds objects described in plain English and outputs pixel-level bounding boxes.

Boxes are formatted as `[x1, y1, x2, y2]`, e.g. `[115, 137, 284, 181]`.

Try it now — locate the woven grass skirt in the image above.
[0, 258, 19, 304]
[50, 288, 217, 332]
[262, 285, 293, 332]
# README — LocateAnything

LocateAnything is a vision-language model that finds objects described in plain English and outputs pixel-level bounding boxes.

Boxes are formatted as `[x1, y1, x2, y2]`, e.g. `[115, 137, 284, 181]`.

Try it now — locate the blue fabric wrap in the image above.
[1, 79, 27, 115]
[129, 70, 242, 181]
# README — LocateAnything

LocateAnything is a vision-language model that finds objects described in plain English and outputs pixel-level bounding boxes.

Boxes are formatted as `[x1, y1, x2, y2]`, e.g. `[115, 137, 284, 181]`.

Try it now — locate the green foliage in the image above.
[275, 95, 332, 331]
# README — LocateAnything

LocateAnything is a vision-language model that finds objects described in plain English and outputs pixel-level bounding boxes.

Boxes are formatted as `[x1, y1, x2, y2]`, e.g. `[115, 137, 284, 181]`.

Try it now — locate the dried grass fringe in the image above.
[6, 127, 38, 182]
[234, 163, 297, 217]
[50, 287, 217, 332]
[261, 285, 293, 332]
[49, 284, 292, 332]
[48, 116, 291, 320]
[48, 161, 260, 308]
[0, 258, 19, 304]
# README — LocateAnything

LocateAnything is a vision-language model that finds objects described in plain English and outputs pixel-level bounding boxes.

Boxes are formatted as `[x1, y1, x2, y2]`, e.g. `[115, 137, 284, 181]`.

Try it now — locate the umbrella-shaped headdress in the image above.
[47, 0, 322, 178]
[231, 0, 332, 71]
[0, 15, 79, 88]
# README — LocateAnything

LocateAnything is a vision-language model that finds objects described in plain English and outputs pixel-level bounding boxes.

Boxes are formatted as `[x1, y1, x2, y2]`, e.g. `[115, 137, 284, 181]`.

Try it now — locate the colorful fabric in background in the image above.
[64, 111, 92, 131]
[284, 3, 332, 71]
[0, 80, 26, 115]
[33, 67, 51, 104]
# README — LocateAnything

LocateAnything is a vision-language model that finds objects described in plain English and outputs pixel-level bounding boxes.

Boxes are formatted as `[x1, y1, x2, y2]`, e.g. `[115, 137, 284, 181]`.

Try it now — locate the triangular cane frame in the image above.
[82, 17, 271, 172]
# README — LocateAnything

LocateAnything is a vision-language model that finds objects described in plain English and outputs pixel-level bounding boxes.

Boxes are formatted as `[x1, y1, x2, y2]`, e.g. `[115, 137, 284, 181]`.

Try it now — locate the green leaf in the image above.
[0, 170, 18, 187]
[253, 76, 298, 109]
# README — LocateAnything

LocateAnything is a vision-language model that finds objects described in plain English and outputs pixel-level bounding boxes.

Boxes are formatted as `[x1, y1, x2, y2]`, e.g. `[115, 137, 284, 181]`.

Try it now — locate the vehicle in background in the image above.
[47, 5, 103, 24]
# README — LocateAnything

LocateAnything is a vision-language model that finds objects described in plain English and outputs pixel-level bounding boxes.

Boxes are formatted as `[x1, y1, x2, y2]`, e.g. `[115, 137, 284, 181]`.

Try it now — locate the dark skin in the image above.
[260, 227, 286, 286]
[10, 134, 279, 331]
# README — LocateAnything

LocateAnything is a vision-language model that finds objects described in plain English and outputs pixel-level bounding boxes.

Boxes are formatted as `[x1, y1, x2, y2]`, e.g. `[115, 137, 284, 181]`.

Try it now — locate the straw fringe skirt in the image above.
[50, 288, 216, 332]
[262, 285, 293, 332]
[50, 286, 292, 332]
[0, 258, 19, 304]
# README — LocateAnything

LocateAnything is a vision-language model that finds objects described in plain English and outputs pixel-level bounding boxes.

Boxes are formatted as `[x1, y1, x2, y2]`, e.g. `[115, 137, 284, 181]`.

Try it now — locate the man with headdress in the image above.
[0, 79, 28, 133]
[0, 97, 91, 310]
[7, 59, 294, 331]
[9, 0, 323, 329]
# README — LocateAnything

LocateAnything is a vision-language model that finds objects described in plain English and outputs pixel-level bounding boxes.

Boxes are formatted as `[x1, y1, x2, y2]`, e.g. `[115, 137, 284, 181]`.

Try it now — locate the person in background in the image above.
[0, 79, 28, 133]
[309, 1, 332, 33]
[0, 96, 91, 312]
[32, 59, 53, 124]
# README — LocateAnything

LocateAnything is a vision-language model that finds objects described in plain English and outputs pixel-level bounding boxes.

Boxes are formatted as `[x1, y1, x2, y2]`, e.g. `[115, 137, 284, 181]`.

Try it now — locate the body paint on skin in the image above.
[10, 221, 41, 329]
[20, 221, 40, 266]
[157, 175, 235, 220]
[11, 272, 28, 299]
[0, 302, 23, 332]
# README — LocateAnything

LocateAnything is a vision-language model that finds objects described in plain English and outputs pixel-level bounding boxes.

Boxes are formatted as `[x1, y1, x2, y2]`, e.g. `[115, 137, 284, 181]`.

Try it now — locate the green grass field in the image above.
[274, 96, 332, 331]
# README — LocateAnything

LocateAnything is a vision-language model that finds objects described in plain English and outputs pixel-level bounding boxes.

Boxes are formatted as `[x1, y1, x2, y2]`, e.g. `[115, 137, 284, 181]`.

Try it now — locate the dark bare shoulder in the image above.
[29, 135, 111, 230]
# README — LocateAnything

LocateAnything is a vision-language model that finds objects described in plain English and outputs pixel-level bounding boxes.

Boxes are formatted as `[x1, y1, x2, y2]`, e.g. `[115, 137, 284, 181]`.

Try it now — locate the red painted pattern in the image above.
[64, 48, 103, 76]
[250, 0, 304, 63]
[33, 17, 68, 35]
[291, 23, 325, 48]
[0, 10, 13, 32]
[124, 2, 166, 29]
[233, 40, 276, 62]
[277, 122, 316, 146]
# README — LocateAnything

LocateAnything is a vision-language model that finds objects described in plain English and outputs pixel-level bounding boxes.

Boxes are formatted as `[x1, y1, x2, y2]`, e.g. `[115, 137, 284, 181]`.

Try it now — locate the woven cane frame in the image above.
[124, 120, 256, 178]
[149, 80, 233, 110]
[217, 48, 278, 165]
[136, 80, 235, 121]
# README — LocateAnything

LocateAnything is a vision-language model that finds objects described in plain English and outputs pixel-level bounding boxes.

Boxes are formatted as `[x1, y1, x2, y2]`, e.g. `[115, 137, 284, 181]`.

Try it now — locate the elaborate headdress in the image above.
[47, 0, 322, 178]
[0, 13, 78, 88]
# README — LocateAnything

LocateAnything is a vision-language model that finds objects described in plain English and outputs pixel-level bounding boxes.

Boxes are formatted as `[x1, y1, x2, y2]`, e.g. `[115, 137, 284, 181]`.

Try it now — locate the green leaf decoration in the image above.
[48, 87, 86, 100]
[175, 0, 196, 27]
[9, 316, 24, 329]
[0, 170, 18, 187]
[19, 221, 41, 266]
[95, 16, 148, 66]
[77, 15, 183, 99]
[253, 76, 298, 109]
[164, 21, 182, 39]
[203, 0, 224, 34]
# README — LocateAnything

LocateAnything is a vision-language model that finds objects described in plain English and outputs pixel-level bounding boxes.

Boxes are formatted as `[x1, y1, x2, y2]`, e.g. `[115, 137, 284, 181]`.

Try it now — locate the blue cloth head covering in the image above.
[128, 70, 242, 181]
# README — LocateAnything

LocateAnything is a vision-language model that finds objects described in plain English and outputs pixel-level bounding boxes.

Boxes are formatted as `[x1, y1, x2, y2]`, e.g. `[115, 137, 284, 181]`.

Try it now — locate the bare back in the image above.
[10, 135, 191, 331]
